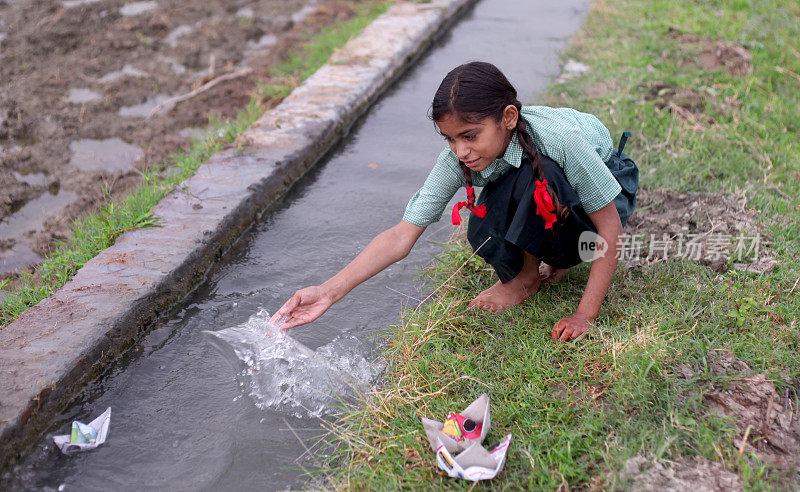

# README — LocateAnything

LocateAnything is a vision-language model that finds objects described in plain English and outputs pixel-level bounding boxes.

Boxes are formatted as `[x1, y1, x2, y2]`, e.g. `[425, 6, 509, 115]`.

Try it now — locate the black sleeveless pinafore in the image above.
[466, 134, 638, 283]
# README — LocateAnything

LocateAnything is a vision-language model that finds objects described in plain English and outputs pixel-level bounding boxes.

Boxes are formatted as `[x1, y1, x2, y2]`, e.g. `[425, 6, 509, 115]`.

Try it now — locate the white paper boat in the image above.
[420, 394, 512, 481]
[53, 407, 111, 454]
[421, 393, 491, 454]
[435, 434, 512, 481]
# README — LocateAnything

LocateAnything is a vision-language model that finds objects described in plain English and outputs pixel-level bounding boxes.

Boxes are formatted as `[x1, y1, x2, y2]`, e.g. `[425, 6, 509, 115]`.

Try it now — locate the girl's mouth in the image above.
[464, 158, 480, 168]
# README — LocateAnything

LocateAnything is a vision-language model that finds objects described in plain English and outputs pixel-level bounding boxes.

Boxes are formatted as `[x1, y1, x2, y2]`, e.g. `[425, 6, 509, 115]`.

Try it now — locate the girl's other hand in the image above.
[270, 286, 334, 331]
[551, 313, 593, 342]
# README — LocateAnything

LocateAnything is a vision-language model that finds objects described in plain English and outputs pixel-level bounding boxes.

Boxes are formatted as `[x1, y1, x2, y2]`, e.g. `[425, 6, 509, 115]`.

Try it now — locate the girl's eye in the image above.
[465, 134, 476, 141]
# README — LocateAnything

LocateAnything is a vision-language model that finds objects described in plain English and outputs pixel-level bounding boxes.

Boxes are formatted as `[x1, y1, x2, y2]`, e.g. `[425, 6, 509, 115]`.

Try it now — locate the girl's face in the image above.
[435, 105, 518, 173]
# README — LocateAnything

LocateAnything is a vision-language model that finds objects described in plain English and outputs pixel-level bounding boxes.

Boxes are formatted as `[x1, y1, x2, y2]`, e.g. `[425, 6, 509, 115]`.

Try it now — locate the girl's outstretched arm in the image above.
[551, 202, 623, 341]
[271, 220, 426, 330]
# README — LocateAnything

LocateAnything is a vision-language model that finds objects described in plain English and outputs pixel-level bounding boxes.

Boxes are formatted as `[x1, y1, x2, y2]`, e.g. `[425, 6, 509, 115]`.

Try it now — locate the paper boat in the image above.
[53, 407, 111, 454]
[435, 434, 512, 481]
[421, 393, 491, 454]
[420, 394, 512, 481]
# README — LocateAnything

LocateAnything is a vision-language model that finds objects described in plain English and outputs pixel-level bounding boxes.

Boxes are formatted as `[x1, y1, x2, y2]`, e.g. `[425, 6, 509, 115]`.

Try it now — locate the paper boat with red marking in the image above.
[420, 394, 512, 481]
[421, 393, 491, 454]
[435, 434, 512, 481]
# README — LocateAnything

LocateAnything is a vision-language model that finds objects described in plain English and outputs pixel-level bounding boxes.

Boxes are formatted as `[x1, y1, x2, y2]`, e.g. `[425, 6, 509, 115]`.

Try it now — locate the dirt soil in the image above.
[666, 26, 754, 77]
[676, 352, 800, 479]
[621, 455, 743, 491]
[0, 0, 360, 278]
[638, 30, 751, 123]
[625, 188, 776, 274]
[620, 349, 800, 488]
[643, 81, 707, 115]
[696, 43, 753, 77]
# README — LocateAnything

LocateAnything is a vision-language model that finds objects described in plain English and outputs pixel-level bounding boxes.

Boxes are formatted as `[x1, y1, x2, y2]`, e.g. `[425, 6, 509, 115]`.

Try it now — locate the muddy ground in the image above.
[625, 188, 776, 274]
[0, 8, 764, 282]
[620, 352, 800, 490]
[678, 352, 800, 474]
[0, 0, 361, 277]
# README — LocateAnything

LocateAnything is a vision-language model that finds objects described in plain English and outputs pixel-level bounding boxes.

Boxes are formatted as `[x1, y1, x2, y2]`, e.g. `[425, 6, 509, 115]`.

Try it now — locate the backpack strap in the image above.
[616, 130, 631, 156]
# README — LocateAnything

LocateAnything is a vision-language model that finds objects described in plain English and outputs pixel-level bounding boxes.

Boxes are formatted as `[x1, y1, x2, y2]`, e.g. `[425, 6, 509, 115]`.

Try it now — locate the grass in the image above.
[0, 1, 392, 327]
[328, 0, 800, 489]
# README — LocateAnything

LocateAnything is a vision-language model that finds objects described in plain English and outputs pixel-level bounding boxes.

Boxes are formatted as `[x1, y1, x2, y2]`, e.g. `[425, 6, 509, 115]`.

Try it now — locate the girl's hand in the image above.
[268, 221, 423, 331]
[270, 286, 334, 330]
[551, 313, 593, 342]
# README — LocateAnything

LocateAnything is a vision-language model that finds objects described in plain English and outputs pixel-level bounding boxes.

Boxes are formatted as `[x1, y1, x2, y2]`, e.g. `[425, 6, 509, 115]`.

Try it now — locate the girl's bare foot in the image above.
[539, 263, 569, 283]
[468, 276, 541, 311]
[468, 251, 541, 312]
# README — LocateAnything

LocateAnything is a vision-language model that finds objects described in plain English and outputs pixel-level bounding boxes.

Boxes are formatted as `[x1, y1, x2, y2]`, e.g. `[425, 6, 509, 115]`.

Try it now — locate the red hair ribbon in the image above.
[451, 186, 486, 225]
[534, 179, 557, 229]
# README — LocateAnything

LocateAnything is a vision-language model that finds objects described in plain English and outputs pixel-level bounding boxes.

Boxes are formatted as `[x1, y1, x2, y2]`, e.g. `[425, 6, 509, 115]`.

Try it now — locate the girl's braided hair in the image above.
[430, 61, 568, 219]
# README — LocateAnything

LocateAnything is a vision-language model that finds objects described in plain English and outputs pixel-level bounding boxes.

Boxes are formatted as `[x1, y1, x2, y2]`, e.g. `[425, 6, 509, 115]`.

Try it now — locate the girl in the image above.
[271, 62, 638, 342]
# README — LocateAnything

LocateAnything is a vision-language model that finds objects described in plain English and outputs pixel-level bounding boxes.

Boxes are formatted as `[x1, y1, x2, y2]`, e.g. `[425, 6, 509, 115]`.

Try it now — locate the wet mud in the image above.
[696, 43, 753, 77]
[0, 0, 360, 275]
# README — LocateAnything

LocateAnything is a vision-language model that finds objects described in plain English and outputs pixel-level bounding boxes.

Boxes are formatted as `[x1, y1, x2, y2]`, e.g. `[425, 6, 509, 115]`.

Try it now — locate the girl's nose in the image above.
[455, 142, 471, 160]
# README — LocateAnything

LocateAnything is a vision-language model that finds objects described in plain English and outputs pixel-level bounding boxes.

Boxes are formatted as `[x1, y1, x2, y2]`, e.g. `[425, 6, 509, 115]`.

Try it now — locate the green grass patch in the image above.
[0, 1, 392, 327]
[330, 0, 799, 488]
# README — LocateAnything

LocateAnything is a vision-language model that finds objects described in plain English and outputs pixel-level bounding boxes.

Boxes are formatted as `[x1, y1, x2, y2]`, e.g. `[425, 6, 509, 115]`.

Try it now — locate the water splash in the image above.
[203, 309, 376, 417]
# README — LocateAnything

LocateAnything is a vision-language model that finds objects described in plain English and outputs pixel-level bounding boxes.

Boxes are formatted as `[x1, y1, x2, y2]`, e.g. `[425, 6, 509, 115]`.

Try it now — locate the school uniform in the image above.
[403, 106, 639, 283]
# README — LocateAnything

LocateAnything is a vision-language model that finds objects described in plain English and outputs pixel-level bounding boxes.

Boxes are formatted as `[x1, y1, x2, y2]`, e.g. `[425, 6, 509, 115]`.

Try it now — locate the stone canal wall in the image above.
[0, 0, 477, 468]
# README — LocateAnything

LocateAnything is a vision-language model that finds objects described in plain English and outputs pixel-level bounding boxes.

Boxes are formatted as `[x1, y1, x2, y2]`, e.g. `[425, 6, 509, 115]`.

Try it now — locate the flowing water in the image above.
[202, 309, 375, 418]
[6, 0, 588, 489]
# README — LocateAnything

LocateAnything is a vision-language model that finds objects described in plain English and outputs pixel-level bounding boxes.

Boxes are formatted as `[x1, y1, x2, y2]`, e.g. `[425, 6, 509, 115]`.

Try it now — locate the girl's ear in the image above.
[501, 104, 519, 131]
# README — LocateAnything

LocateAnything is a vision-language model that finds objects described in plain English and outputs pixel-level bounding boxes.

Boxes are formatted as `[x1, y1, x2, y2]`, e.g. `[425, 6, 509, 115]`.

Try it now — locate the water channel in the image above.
[7, 0, 588, 489]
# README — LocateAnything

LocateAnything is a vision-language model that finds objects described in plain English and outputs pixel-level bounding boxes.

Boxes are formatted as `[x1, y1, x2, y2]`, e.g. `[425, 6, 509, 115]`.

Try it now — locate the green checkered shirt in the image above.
[402, 106, 622, 227]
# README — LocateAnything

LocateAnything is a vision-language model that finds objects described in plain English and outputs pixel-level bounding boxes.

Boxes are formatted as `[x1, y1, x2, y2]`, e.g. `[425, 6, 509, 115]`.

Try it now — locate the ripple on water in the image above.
[65, 88, 102, 104]
[118, 94, 171, 118]
[69, 138, 142, 172]
[120, 1, 156, 16]
[6, 0, 590, 488]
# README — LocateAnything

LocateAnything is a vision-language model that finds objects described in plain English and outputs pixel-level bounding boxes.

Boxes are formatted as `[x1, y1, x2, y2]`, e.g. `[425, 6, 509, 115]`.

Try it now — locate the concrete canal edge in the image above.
[0, 0, 477, 469]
